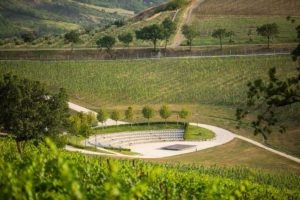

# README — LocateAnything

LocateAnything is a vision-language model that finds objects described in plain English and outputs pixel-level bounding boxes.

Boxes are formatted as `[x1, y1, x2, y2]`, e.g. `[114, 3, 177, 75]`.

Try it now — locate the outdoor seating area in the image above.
[89, 129, 185, 148]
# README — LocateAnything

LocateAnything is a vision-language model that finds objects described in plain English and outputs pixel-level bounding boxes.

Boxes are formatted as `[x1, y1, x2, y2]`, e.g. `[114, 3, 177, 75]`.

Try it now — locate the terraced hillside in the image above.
[0, 0, 166, 38]
[187, 0, 300, 46]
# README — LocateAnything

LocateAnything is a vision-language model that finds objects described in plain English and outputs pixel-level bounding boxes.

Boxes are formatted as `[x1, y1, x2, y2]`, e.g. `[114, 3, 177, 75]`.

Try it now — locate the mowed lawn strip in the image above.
[184, 125, 215, 140]
[93, 123, 184, 135]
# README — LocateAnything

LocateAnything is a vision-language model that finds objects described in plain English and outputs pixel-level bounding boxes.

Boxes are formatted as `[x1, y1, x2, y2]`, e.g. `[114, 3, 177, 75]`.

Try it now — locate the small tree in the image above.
[226, 31, 235, 43]
[97, 109, 109, 126]
[212, 28, 227, 50]
[87, 112, 98, 127]
[125, 106, 134, 123]
[247, 29, 253, 42]
[64, 30, 80, 50]
[142, 106, 155, 126]
[111, 110, 121, 125]
[178, 108, 190, 124]
[118, 33, 133, 47]
[256, 23, 279, 48]
[161, 18, 176, 49]
[182, 25, 198, 51]
[135, 24, 164, 51]
[96, 36, 116, 55]
[159, 105, 172, 124]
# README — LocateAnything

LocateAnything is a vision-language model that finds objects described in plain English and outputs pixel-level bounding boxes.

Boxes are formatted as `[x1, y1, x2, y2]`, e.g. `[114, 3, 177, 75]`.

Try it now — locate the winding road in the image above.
[67, 102, 300, 163]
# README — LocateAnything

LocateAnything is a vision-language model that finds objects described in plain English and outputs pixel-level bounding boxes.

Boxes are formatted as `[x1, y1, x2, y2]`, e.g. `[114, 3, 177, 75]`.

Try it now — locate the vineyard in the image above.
[0, 138, 299, 199]
[0, 56, 297, 107]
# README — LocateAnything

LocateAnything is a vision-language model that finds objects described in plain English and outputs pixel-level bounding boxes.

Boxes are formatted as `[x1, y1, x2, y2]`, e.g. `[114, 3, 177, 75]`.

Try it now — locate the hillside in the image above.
[182, 0, 300, 46]
[0, 0, 166, 38]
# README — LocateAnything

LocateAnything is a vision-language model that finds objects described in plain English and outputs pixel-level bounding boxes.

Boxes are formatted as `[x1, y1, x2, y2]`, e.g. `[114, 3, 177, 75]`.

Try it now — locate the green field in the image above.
[190, 16, 299, 46]
[1, 138, 299, 199]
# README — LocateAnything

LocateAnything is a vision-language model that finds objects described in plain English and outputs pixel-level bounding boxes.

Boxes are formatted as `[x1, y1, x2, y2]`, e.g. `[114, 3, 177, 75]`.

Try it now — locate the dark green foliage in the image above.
[212, 28, 227, 49]
[182, 25, 198, 51]
[118, 32, 133, 47]
[96, 35, 116, 53]
[256, 23, 279, 48]
[135, 24, 164, 51]
[20, 32, 36, 43]
[166, 0, 187, 10]
[161, 18, 176, 49]
[0, 74, 69, 153]
[237, 27, 300, 140]
[113, 19, 125, 27]
[64, 30, 80, 43]
[226, 30, 235, 43]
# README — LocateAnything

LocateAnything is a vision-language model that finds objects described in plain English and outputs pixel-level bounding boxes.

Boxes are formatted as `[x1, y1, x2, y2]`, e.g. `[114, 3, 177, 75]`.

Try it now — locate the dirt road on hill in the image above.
[170, 0, 205, 48]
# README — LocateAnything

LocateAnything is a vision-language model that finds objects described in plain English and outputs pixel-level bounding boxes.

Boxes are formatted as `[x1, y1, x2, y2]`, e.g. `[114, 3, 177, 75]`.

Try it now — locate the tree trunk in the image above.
[165, 39, 168, 50]
[220, 37, 222, 50]
[153, 39, 157, 51]
[267, 36, 270, 49]
[16, 141, 22, 154]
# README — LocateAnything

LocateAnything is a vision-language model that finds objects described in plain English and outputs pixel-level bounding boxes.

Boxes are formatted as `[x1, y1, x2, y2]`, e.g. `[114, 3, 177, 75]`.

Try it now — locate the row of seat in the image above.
[91, 129, 185, 148]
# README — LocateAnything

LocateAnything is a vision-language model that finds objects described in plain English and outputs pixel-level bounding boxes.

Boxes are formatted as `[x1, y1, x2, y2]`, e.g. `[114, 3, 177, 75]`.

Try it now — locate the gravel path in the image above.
[67, 102, 300, 163]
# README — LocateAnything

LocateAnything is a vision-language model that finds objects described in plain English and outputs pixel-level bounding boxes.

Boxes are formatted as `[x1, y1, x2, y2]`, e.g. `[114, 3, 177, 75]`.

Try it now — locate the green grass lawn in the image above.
[184, 125, 215, 140]
[189, 16, 299, 46]
[93, 123, 184, 135]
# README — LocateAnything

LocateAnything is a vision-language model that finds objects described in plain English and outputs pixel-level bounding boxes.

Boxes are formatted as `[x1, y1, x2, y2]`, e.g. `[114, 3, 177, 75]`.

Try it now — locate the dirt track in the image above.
[170, 0, 205, 47]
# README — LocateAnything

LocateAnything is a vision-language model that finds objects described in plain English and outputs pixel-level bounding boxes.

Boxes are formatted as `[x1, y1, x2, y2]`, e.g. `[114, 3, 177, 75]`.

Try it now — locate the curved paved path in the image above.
[67, 102, 300, 163]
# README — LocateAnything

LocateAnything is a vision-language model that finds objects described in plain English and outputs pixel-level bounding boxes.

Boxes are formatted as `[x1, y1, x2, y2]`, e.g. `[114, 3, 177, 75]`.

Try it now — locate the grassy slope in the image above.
[0, 0, 167, 38]
[188, 0, 300, 46]
[0, 56, 299, 157]
[153, 138, 300, 173]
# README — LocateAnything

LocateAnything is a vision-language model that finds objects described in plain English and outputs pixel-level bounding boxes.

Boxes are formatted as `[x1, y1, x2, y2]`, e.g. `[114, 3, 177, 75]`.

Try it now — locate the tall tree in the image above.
[256, 23, 279, 49]
[212, 28, 227, 50]
[161, 18, 176, 49]
[118, 32, 133, 47]
[142, 106, 155, 126]
[178, 108, 190, 124]
[96, 36, 116, 55]
[125, 106, 134, 123]
[97, 109, 109, 126]
[135, 24, 164, 51]
[159, 105, 172, 124]
[182, 25, 198, 51]
[0, 74, 69, 154]
[111, 110, 121, 125]
[236, 26, 300, 142]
